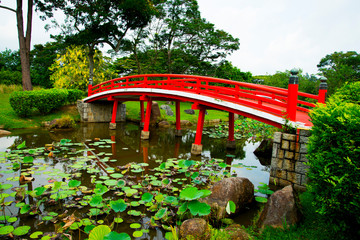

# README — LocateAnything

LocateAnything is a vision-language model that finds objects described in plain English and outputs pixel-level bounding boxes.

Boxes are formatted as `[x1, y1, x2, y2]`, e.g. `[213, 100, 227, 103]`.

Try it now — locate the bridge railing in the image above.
[88, 73, 327, 121]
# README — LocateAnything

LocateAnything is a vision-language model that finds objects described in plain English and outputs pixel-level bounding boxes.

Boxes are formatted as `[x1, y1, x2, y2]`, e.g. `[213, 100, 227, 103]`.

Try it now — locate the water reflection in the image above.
[0, 122, 270, 238]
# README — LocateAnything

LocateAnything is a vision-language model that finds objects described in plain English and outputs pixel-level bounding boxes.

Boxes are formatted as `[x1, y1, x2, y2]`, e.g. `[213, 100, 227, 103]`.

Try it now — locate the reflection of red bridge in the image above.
[83, 71, 327, 155]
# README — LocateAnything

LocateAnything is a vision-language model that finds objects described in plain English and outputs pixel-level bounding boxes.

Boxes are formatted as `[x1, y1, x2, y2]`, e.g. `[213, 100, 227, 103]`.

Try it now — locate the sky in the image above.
[1, 0, 360, 75]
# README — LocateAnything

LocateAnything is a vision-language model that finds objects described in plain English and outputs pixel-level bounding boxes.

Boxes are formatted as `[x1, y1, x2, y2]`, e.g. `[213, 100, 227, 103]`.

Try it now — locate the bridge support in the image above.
[175, 101, 182, 136]
[140, 100, 145, 128]
[109, 100, 119, 129]
[226, 112, 236, 149]
[191, 106, 206, 155]
[141, 99, 152, 140]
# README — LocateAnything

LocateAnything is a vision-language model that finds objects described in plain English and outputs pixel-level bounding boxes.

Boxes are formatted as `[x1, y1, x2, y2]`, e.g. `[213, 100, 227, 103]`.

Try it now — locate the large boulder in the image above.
[180, 218, 208, 240]
[150, 101, 161, 124]
[160, 105, 174, 116]
[256, 185, 301, 230]
[202, 177, 254, 220]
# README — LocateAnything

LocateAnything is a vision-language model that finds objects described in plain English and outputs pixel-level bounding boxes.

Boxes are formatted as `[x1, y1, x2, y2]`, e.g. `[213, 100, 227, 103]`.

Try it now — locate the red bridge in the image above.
[84, 71, 327, 155]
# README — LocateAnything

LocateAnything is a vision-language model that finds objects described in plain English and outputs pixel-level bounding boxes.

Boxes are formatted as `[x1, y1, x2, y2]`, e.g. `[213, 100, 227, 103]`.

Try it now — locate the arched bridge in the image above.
[83, 72, 327, 154]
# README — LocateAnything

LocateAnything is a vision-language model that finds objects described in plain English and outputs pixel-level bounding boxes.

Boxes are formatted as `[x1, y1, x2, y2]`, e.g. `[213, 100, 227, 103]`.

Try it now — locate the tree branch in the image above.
[0, 5, 16, 13]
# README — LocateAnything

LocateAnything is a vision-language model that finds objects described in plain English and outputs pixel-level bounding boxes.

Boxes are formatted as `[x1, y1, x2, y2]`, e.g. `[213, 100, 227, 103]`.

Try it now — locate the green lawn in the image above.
[0, 93, 80, 129]
[125, 100, 230, 124]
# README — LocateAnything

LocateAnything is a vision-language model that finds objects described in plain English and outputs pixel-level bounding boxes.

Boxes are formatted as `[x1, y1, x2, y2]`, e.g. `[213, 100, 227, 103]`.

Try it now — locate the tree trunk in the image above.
[16, 0, 33, 91]
[88, 45, 95, 86]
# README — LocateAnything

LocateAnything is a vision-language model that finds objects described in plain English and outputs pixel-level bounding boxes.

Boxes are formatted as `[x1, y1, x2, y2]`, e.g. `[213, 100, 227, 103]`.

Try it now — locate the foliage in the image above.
[306, 81, 360, 237]
[9, 88, 83, 117]
[0, 91, 80, 129]
[117, 0, 239, 75]
[317, 51, 360, 96]
[51, 115, 76, 129]
[214, 61, 252, 83]
[50, 45, 115, 90]
[30, 40, 67, 88]
[0, 49, 22, 85]
[254, 70, 319, 95]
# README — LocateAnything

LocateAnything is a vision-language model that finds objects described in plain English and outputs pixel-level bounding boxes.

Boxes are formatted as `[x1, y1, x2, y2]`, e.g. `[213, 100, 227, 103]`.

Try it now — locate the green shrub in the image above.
[0, 70, 22, 85]
[9, 90, 37, 117]
[33, 89, 68, 114]
[66, 89, 84, 104]
[9, 88, 83, 117]
[306, 82, 360, 237]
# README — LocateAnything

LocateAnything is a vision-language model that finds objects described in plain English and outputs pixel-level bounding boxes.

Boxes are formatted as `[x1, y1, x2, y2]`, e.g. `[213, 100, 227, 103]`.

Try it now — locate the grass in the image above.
[0, 92, 80, 129]
[126, 100, 230, 124]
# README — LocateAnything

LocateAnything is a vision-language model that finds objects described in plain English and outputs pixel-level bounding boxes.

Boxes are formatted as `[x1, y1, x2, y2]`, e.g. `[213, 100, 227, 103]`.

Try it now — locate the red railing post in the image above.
[287, 69, 299, 121]
[109, 100, 118, 130]
[88, 84, 92, 96]
[318, 76, 328, 104]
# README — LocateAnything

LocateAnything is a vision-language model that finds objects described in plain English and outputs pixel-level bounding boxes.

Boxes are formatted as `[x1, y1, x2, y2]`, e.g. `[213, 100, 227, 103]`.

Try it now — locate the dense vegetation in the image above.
[306, 81, 360, 238]
[9, 89, 83, 117]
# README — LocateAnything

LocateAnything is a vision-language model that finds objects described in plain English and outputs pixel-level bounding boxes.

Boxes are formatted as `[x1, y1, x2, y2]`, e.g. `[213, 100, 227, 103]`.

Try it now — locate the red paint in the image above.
[140, 101, 145, 123]
[111, 100, 118, 123]
[228, 112, 235, 142]
[143, 99, 152, 132]
[86, 74, 326, 128]
[176, 101, 181, 131]
[287, 84, 299, 121]
[194, 107, 206, 145]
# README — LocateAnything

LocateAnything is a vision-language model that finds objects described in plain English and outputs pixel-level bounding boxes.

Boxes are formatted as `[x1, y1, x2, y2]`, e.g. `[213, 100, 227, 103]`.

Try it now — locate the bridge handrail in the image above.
[88, 74, 326, 121]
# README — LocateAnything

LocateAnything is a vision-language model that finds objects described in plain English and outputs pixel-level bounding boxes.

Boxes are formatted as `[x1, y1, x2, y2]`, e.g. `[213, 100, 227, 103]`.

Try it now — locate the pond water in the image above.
[0, 122, 270, 239]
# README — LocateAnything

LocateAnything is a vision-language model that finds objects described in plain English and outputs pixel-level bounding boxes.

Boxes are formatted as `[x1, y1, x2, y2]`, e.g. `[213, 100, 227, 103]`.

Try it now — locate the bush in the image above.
[66, 89, 84, 104]
[33, 89, 68, 114]
[0, 70, 22, 85]
[9, 88, 85, 117]
[9, 91, 37, 117]
[306, 82, 360, 237]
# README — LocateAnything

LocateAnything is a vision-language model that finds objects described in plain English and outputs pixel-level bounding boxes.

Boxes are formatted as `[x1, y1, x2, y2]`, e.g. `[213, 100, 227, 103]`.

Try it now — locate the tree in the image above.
[214, 61, 252, 83]
[0, 49, 22, 85]
[121, 0, 240, 75]
[0, 0, 34, 90]
[30, 38, 67, 88]
[49, 45, 115, 90]
[37, 0, 159, 85]
[317, 51, 360, 95]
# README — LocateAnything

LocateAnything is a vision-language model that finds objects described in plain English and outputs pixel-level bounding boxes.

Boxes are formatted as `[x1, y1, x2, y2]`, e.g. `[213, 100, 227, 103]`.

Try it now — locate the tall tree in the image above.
[37, 0, 159, 85]
[0, 0, 34, 90]
[317, 51, 360, 95]
[121, 0, 240, 74]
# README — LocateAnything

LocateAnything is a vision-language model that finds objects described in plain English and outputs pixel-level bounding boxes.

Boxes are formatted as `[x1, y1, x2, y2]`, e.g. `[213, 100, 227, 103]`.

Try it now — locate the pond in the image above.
[0, 122, 270, 239]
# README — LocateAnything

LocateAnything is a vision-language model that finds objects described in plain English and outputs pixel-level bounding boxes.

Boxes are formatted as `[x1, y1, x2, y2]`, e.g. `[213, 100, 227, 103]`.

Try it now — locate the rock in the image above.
[160, 105, 174, 116]
[254, 138, 273, 166]
[180, 120, 192, 126]
[225, 224, 251, 240]
[150, 101, 161, 124]
[180, 218, 208, 240]
[257, 185, 301, 230]
[158, 121, 170, 128]
[184, 109, 195, 115]
[202, 177, 254, 220]
[0, 130, 11, 137]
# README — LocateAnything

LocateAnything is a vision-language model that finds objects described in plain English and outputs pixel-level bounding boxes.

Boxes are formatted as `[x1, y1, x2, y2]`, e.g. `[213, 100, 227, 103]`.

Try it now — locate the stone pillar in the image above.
[270, 129, 310, 191]
[77, 101, 126, 123]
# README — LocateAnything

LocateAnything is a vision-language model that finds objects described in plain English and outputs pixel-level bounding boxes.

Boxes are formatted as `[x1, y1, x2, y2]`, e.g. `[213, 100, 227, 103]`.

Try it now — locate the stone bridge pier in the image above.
[270, 129, 311, 191]
[77, 101, 126, 126]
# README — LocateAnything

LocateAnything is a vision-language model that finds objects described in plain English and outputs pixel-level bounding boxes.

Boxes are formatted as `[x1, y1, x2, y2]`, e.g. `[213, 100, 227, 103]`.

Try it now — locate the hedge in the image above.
[9, 88, 85, 117]
[306, 82, 360, 237]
